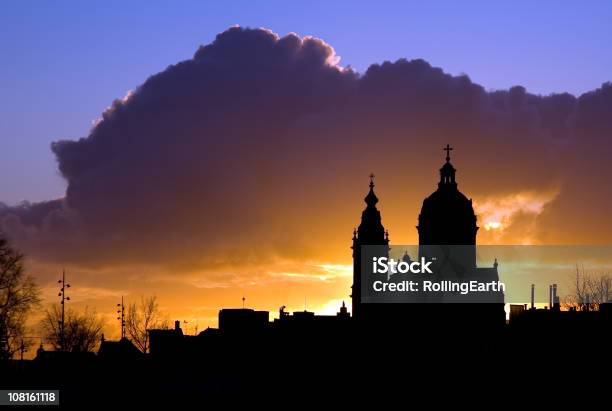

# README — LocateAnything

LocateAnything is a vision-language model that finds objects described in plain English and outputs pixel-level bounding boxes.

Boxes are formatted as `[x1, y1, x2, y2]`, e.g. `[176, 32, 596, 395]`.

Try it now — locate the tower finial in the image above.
[444, 144, 453, 162]
[439, 145, 457, 186]
[364, 173, 379, 206]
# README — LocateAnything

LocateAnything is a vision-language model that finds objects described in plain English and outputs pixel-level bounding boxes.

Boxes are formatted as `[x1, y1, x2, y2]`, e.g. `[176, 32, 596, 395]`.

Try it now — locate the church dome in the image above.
[417, 145, 478, 245]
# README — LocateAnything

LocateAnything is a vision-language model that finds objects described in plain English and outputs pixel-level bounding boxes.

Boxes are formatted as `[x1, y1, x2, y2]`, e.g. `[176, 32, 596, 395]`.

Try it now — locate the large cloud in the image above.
[2, 26, 612, 273]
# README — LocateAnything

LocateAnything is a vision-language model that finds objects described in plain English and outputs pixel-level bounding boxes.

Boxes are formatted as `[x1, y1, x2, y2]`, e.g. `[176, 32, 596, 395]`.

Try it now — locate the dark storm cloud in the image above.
[2, 26, 612, 269]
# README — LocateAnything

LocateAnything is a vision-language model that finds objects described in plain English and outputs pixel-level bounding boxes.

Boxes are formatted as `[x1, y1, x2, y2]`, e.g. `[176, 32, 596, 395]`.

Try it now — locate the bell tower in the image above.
[351, 174, 389, 319]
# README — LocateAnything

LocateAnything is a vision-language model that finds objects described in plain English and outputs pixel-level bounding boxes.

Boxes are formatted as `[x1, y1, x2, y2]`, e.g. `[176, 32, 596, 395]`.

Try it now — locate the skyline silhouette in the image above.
[5, 145, 610, 358]
[4, 141, 612, 352]
[3, 149, 608, 404]
[2, 5, 612, 404]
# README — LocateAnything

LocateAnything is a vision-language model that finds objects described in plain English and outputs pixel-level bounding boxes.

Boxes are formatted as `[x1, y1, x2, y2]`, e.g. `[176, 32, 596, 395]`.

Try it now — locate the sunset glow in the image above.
[2, 12, 612, 356]
[484, 221, 502, 231]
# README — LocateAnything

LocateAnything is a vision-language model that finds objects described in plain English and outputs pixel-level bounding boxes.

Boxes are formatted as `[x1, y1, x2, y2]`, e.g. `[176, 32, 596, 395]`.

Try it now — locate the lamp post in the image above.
[117, 296, 126, 340]
[57, 270, 70, 351]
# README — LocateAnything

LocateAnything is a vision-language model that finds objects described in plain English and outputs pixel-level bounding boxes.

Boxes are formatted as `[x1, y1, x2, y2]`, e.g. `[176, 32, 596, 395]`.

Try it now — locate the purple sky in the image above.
[1, 0, 611, 205]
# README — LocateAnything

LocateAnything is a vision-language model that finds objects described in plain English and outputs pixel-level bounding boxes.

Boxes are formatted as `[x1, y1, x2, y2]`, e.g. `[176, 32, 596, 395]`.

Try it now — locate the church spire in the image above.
[364, 173, 378, 207]
[439, 144, 457, 187]
[352, 174, 389, 320]
[354, 173, 387, 245]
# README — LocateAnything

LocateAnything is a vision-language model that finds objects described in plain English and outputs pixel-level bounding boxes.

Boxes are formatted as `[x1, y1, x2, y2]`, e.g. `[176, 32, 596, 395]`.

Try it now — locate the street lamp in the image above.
[58, 270, 70, 351]
[117, 296, 125, 339]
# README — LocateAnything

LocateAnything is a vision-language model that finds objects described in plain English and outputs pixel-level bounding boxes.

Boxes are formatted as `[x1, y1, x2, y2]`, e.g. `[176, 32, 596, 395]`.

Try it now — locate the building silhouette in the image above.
[350, 173, 389, 320]
[352, 145, 505, 327]
[418, 144, 478, 246]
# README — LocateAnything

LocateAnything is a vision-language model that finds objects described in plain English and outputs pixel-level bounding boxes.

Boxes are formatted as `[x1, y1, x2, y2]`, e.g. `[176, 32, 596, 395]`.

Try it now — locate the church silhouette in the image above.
[142, 145, 506, 360]
[351, 144, 505, 330]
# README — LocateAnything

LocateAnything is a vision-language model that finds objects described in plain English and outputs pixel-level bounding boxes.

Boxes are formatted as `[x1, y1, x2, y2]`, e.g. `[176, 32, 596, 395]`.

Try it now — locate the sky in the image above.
[1, 1, 612, 341]
[2, 0, 612, 205]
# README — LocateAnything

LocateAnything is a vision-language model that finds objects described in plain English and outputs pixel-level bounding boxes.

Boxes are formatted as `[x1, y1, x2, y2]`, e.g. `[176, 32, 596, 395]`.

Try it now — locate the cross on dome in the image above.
[444, 144, 453, 162]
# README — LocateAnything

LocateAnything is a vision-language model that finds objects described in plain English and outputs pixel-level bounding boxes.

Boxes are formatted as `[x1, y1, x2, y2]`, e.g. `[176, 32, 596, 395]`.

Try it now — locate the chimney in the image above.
[531, 284, 535, 309]
[549, 285, 553, 309]
[174, 320, 181, 331]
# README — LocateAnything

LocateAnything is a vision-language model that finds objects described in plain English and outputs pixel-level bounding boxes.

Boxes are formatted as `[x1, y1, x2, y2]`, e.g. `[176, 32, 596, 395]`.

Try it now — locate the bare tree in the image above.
[126, 296, 168, 353]
[588, 273, 612, 306]
[0, 236, 40, 359]
[569, 265, 612, 311]
[41, 305, 105, 352]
